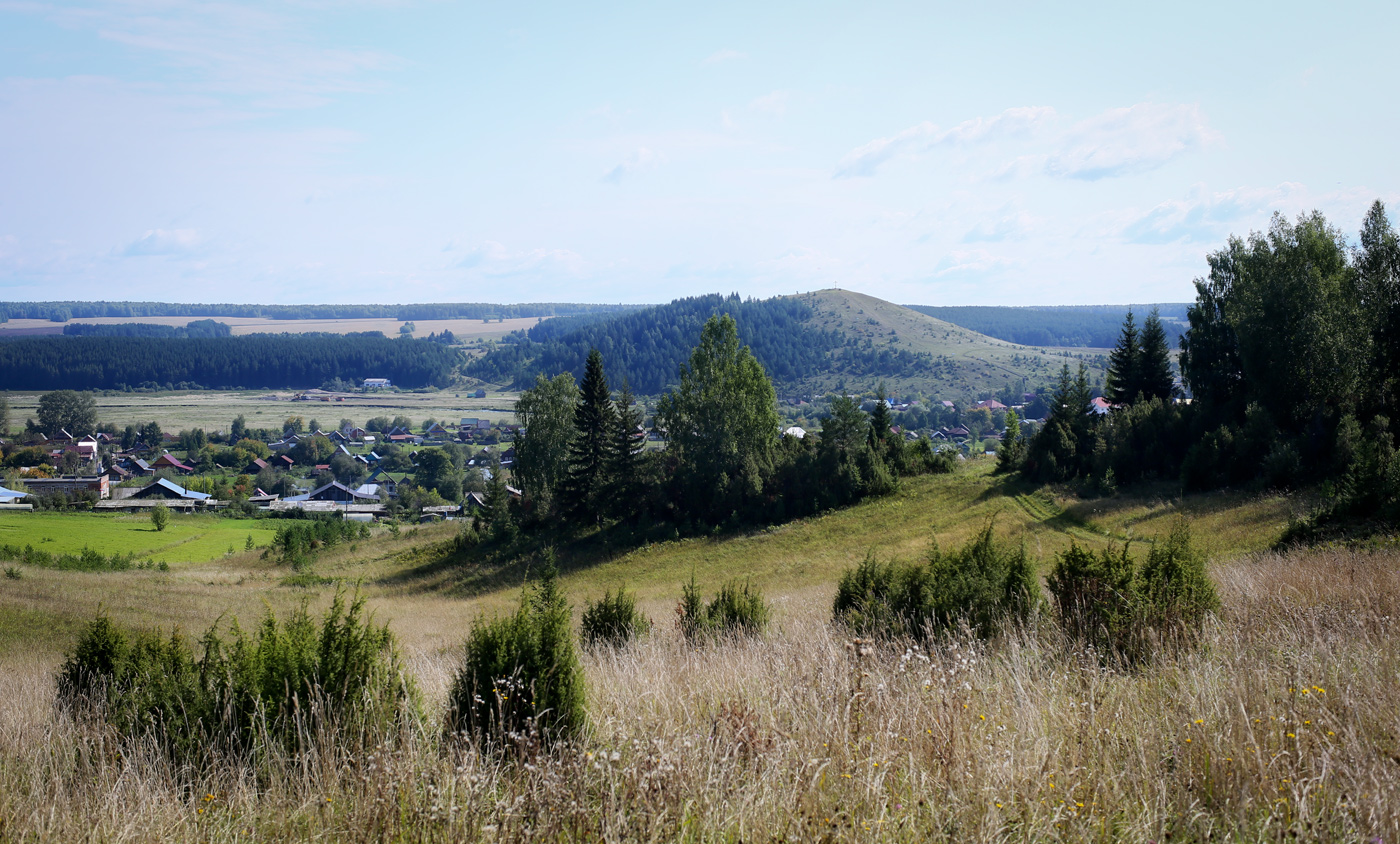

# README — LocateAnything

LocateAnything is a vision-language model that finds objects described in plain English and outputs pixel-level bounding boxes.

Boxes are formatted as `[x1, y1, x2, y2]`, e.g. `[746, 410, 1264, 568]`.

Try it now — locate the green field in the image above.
[0, 511, 281, 565]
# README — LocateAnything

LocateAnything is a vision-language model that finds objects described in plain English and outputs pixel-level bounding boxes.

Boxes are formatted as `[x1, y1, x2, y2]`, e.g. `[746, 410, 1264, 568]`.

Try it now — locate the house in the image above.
[941, 400, 956, 410]
[23, 475, 110, 499]
[283, 481, 380, 503]
[460, 418, 490, 430]
[472, 389, 487, 398]
[104, 463, 132, 482]
[0, 485, 30, 504]
[130, 478, 211, 501]
[49, 429, 74, 444]
[1089, 396, 1113, 416]
[976, 399, 1008, 411]
[364, 469, 399, 497]
[151, 453, 194, 474]
[362, 378, 392, 389]
[246, 489, 280, 505]
[499, 447, 517, 467]
[122, 457, 154, 476]
[463, 491, 488, 512]
[245, 458, 271, 474]
[347, 427, 369, 441]
[782, 426, 807, 439]
[276, 455, 295, 470]
[425, 422, 450, 438]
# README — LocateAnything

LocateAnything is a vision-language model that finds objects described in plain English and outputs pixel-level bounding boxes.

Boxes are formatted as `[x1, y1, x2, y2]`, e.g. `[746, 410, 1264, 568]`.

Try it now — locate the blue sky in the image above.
[1, 0, 1395, 306]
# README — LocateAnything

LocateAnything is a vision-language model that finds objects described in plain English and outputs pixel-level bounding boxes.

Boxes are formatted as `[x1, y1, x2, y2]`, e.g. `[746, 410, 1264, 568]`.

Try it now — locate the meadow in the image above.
[4, 389, 522, 433]
[2, 463, 1392, 842]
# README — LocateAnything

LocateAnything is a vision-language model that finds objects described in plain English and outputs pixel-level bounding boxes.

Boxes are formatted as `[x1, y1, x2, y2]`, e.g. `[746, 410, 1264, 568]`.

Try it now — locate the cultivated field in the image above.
[3, 389, 523, 433]
[0, 316, 545, 341]
[4, 464, 1392, 842]
[0, 512, 280, 566]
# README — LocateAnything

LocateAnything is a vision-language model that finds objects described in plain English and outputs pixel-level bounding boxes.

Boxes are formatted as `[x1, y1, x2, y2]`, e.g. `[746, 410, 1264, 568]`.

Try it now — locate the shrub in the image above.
[833, 524, 1040, 639]
[4, 565, 20, 579]
[447, 556, 585, 748]
[580, 586, 651, 647]
[1047, 520, 1219, 664]
[677, 575, 771, 641]
[56, 591, 414, 767]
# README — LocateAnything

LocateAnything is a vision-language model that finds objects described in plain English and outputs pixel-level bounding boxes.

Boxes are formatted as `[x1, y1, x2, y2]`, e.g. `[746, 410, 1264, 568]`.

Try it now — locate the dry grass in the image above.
[2, 545, 1397, 842]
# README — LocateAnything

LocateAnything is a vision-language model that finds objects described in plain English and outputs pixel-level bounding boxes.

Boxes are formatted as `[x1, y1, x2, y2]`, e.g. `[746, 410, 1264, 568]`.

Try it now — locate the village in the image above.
[0, 385, 1038, 521]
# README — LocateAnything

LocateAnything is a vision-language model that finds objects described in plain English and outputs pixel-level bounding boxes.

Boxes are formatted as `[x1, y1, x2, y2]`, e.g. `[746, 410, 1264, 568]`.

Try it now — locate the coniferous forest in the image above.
[0, 334, 460, 390]
[466, 293, 934, 393]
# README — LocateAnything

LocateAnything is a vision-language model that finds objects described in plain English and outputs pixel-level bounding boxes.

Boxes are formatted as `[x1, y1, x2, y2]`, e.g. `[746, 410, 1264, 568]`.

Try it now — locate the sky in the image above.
[1, 0, 1396, 307]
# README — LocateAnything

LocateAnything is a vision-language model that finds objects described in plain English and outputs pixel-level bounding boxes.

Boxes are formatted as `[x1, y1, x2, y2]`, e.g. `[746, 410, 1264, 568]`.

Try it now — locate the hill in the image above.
[466, 289, 1106, 399]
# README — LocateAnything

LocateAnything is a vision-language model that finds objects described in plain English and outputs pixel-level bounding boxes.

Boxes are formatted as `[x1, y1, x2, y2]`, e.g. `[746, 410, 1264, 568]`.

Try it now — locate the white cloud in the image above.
[1046, 103, 1219, 180]
[749, 90, 789, 116]
[962, 210, 1033, 243]
[602, 147, 662, 184]
[834, 107, 1055, 178]
[122, 228, 202, 256]
[9, 0, 398, 108]
[1118, 181, 1387, 244]
[838, 102, 1218, 181]
[932, 249, 1019, 278]
[702, 48, 746, 65]
[454, 240, 586, 278]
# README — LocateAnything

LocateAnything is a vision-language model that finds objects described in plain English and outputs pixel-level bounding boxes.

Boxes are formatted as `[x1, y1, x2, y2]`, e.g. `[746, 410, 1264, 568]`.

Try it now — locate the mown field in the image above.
[5, 463, 1396, 842]
[4, 389, 523, 432]
[0, 511, 280, 564]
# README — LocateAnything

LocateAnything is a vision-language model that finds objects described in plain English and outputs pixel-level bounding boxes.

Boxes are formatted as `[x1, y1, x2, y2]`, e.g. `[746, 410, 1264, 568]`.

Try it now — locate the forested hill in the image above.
[465, 294, 865, 393]
[0, 300, 638, 323]
[466, 290, 1107, 397]
[907, 304, 1190, 348]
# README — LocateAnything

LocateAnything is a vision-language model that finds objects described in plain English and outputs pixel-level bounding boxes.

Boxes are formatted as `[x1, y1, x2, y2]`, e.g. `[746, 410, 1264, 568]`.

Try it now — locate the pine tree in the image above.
[606, 380, 646, 521]
[867, 382, 893, 454]
[1137, 308, 1176, 402]
[1105, 310, 1140, 406]
[561, 349, 616, 522]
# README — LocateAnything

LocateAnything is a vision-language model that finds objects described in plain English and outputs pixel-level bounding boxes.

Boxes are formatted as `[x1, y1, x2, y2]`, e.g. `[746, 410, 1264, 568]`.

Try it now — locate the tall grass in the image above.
[2, 545, 1397, 842]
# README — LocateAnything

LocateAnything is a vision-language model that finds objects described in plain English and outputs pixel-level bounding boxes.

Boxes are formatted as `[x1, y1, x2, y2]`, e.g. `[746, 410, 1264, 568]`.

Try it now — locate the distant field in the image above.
[0, 512, 280, 564]
[4, 389, 523, 432]
[0, 315, 543, 341]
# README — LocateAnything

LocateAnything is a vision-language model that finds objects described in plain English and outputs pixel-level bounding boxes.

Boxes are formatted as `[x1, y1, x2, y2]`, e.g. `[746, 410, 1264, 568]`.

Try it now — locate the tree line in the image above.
[477, 314, 953, 544]
[0, 334, 460, 390]
[1008, 202, 1400, 535]
[909, 304, 1190, 348]
[60, 319, 233, 338]
[466, 293, 935, 394]
[0, 301, 635, 323]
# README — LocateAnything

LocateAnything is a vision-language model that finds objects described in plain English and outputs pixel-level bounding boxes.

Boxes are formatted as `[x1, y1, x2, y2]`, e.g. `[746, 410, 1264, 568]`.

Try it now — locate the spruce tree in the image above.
[867, 382, 893, 454]
[561, 349, 616, 522]
[1105, 309, 1140, 406]
[606, 380, 646, 521]
[1137, 309, 1176, 402]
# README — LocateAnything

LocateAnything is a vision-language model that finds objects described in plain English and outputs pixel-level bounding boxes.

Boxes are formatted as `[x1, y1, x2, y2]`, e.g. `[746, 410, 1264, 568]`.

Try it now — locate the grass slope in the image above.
[0, 463, 1296, 664]
[794, 289, 1108, 396]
